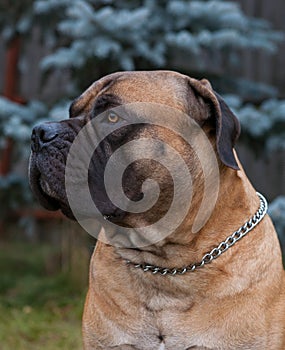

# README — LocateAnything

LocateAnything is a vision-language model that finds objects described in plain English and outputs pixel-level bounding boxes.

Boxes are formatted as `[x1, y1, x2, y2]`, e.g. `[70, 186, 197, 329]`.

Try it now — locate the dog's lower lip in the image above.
[39, 177, 53, 196]
[29, 164, 60, 211]
[37, 176, 60, 210]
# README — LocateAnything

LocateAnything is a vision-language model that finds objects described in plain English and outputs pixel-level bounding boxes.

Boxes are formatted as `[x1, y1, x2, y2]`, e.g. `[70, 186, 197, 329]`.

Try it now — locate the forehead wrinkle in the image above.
[69, 71, 205, 121]
[106, 74, 190, 114]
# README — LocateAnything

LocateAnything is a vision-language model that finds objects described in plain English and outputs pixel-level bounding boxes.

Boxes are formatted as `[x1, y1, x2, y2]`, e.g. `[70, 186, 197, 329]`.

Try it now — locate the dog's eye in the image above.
[107, 113, 120, 123]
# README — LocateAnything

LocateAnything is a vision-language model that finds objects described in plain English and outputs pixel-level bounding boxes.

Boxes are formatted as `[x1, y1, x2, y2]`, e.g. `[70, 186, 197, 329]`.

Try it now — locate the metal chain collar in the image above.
[126, 192, 268, 276]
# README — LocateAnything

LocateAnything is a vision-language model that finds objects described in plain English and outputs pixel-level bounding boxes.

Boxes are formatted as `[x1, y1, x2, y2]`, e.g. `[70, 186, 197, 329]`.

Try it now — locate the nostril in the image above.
[39, 128, 58, 143]
[39, 126, 58, 143]
[39, 129, 45, 141]
[31, 123, 59, 152]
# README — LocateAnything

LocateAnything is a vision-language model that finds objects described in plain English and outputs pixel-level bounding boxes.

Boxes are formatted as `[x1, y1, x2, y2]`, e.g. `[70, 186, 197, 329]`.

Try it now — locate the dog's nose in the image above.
[31, 123, 59, 152]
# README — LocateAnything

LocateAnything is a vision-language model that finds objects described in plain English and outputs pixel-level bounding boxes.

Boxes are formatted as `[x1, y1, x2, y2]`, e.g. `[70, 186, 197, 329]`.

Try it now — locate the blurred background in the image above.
[0, 0, 284, 349]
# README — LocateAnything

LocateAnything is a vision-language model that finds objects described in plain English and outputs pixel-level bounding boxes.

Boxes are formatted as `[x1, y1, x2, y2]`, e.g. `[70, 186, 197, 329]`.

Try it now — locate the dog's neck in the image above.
[91, 166, 281, 305]
[114, 167, 261, 271]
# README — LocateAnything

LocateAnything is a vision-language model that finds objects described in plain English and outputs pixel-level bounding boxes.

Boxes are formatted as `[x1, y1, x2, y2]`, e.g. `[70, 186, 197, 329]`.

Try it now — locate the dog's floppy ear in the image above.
[187, 77, 240, 170]
[212, 91, 241, 170]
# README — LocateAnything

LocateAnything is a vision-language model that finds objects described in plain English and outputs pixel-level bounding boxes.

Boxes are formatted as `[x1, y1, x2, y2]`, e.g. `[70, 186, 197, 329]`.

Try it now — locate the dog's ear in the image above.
[187, 78, 240, 170]
[212, 91, 241, 170]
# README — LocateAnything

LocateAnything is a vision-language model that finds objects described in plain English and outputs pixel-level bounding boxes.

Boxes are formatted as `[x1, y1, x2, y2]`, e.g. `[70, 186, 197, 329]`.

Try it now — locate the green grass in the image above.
[0, 242, 86, 349]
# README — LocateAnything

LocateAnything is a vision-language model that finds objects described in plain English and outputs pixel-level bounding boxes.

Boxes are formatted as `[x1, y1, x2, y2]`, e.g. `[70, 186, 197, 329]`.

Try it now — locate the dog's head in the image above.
[29, 71, 240, 243]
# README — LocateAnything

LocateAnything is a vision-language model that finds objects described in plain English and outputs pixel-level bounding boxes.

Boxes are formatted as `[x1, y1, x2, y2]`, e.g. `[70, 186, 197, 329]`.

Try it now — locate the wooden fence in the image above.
[238, 0, 285, 97]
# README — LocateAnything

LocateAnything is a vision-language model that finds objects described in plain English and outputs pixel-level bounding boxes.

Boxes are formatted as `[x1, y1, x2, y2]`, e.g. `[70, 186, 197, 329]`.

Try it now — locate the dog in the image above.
[29, 71, 285, 349]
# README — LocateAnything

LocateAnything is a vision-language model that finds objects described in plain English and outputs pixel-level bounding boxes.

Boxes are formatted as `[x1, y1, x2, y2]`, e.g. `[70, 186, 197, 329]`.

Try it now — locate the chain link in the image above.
[126, 192, 268, 276]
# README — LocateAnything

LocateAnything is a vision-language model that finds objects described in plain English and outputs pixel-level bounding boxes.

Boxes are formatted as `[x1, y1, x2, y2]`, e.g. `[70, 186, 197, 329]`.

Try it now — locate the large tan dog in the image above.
[29, 71, 285, 349]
